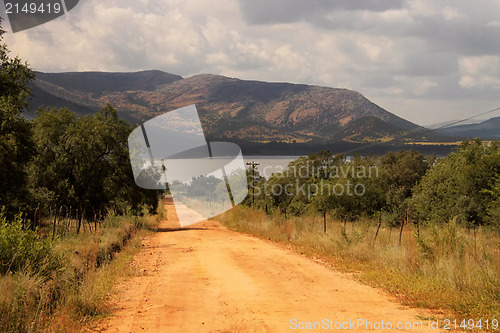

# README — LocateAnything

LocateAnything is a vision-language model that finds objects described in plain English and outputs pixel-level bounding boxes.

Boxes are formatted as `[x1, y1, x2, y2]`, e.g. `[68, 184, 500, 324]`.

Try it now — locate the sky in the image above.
[2, 0, 500, 126]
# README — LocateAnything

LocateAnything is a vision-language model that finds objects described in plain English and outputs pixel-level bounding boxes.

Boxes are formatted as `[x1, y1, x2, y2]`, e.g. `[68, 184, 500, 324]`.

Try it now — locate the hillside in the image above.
[26, 70, 445, 145]
[331, 116, 408, 143]
[436, 117, 500, 139]
[35, 70, 183, 95]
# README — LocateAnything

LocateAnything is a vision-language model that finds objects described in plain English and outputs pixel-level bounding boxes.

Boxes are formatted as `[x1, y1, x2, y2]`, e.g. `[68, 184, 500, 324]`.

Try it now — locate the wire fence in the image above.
[19, 204, 106, 239]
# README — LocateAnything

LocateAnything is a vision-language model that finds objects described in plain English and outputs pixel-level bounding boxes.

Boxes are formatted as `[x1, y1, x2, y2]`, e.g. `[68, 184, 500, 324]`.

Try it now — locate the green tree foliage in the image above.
[334, 155, 384, 218]
[411, 139, 499, 226]
[486, 175, 500, 223]
[241, 166, 264, 207]
[254, 151, 385, 218]
[379, 150, 433, 225]
[1, 20, 158, 217]
[30, 106, 158, 214]
[0, 21, 35, 213]
[381, 150, 433, 205]
[244, 144, 499, 229]
[311, 154, 384, 219]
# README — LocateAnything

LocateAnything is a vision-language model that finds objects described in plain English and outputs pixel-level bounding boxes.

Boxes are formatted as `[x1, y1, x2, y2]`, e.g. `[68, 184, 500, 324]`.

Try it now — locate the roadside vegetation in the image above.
[0, 210, 159, 332]
[0, 20, 161, 332]
[221, 140, 500, 325]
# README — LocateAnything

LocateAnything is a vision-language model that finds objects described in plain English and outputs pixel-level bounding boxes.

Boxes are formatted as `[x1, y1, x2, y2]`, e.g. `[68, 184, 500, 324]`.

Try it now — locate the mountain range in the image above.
[26, 70, 447, 145]
[435, 117, 499, 139]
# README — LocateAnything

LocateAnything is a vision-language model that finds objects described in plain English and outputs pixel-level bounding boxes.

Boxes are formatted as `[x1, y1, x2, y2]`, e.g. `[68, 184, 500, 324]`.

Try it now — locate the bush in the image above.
[0, 210, 55, 275]
[0, 212, 156, 332]
[411, 140, 499, 226]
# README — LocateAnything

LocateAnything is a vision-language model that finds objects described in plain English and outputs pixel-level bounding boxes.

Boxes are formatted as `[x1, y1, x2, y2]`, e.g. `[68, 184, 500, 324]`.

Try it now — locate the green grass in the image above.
[219, 207, 500, 328]
[0, 212, 158, 332]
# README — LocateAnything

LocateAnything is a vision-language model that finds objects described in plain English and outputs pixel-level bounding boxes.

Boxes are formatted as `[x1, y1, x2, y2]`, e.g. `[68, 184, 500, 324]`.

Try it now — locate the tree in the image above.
[0, 19, 35, 214]
[379, 150, 433, 225]
[30, 106, 158, 215]
[411, 139, 499, 226]
[325, 155, 385, 219]
[0, 19, 158, 216]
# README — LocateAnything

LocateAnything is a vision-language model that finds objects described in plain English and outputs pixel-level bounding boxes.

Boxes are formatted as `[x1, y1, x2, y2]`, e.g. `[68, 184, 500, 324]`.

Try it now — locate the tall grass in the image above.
[219, 207, 500, 322]
[0, 211, 158, 332]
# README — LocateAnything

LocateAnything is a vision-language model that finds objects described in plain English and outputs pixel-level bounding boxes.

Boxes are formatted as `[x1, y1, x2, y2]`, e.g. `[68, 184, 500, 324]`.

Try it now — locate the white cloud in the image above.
[2, 0, 500, 125]
[442, 6, 464, 21]
[458, 56, 500, 89]
[414, 79, 438, 95]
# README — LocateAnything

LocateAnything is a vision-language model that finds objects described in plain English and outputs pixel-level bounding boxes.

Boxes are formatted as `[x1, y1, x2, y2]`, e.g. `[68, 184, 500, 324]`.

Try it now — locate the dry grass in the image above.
[219, 207, 500, 326]
[0, 212, 158, 333]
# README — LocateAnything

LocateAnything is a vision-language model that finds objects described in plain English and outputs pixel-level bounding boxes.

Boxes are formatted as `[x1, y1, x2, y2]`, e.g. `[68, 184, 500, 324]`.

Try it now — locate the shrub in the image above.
[0, 210, 55, 275]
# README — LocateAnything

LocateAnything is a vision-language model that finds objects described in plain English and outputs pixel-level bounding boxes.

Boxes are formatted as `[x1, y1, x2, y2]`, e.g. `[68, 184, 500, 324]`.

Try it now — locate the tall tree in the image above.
[380, 150, 433, 225]
[411, 140, 499, 226]
[0, 19, 35, 213]
[30, 106, 158, 214]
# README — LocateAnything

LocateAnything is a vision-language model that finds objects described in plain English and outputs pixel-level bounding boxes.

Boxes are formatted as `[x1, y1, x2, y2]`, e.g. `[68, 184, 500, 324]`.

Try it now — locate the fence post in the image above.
[94, 213, 97, 233]
[34, 204, 40, 232]
[67, 206, 72, 234]
[82, 208, 87, 233]
[323, 210, 326, 233]
[374, 214, 382, 242]
[63, 206, 68, 236]
[52, 205, 57, 241]
[59, 206, 63, 237]
[76, 207, 81, 234]
[38, 206, 42, 235]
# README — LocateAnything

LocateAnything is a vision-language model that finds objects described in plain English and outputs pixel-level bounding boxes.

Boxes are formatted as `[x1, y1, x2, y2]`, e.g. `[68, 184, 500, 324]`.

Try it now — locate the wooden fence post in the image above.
[323, 210, 327, 233]
[38, 206, 42, 235]
[82, 208, 87, 233]
[374, 214, 382, 242]
[76, 208, 81, 234]
[52, 205, 57, 241]
[63, 206, 69, 236]
[34, 204, 40, 232]
[59, 206, 63, 236]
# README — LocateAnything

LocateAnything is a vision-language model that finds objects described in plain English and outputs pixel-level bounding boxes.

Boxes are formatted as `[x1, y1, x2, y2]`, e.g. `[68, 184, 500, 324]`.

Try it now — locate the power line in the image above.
[306, 106, 500, 161]
[437, 107, 500, 129]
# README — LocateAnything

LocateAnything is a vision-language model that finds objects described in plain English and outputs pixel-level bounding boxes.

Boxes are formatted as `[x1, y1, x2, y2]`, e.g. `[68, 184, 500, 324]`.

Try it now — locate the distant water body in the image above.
[243, 155, 301, 178]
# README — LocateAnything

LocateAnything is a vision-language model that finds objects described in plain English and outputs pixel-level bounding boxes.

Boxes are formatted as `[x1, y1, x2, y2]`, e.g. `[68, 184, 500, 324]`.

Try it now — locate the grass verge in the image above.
[0, 212, 158, 332]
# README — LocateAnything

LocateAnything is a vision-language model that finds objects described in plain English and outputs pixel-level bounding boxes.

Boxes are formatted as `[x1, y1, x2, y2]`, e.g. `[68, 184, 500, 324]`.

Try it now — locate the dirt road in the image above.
[99, 198, 437, 332]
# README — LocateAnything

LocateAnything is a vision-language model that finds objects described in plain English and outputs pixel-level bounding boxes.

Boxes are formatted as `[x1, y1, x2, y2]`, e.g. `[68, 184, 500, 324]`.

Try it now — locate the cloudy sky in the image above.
[2, 0, 500, 126]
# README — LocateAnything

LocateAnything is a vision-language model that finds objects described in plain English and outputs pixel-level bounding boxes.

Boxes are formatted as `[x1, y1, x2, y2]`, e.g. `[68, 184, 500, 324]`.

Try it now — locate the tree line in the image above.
[245, 141, 499, 228]
[0, 23, 157, 220]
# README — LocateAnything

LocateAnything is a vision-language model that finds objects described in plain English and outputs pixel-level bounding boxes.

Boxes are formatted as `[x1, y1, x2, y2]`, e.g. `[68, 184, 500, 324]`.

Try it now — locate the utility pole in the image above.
[161, 159, 168, 195]
[319, 209, 326, 233]
[246, 161, 260, 206]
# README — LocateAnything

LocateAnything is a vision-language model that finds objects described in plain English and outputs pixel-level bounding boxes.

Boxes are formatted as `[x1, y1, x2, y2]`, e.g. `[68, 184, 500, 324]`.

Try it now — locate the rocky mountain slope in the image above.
[27, 70, 442, 144]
